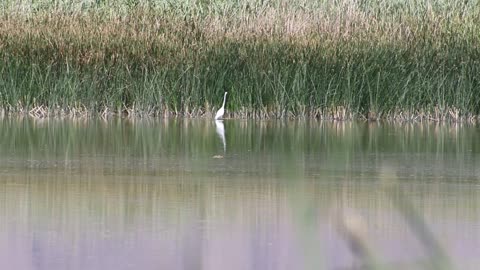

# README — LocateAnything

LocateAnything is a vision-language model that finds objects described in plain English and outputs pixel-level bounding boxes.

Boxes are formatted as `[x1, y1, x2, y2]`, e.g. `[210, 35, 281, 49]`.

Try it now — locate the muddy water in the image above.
[0, 118, 479, 270]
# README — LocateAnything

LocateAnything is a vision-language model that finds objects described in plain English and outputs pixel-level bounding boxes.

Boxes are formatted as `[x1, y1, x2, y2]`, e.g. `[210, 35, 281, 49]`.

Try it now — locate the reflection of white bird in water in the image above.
[214, 92, 228, 120]
[215, 120, 226, 153]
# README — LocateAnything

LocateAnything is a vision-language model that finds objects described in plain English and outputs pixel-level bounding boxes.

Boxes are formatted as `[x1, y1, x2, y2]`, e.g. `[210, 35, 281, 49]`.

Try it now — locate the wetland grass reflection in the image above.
[0, 118, 479, 269]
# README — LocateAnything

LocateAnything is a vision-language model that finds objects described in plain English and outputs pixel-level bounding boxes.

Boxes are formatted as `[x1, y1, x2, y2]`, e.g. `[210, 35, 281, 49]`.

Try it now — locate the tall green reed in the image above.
[0, 1, 479, 120]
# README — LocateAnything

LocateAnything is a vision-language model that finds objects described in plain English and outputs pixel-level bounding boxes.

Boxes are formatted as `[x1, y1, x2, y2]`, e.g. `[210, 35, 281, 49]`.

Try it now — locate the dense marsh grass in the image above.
[1, 0, 480, 120]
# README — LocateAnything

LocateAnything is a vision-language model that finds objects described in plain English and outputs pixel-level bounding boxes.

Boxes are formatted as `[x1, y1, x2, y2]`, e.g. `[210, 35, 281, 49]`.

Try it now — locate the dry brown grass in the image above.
[0, 4, 479, 120]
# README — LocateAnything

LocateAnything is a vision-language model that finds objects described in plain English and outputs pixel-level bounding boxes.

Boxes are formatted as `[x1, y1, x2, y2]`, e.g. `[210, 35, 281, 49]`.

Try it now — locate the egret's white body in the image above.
[214, 92, 228, 120]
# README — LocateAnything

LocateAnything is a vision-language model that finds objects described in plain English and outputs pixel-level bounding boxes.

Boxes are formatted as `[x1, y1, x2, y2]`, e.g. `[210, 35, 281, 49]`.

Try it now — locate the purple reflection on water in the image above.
[1, 212, 479, 270]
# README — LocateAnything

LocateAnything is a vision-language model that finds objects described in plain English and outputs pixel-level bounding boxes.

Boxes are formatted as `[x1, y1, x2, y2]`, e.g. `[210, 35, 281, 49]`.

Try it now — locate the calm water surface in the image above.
[0, 118, 479, 270]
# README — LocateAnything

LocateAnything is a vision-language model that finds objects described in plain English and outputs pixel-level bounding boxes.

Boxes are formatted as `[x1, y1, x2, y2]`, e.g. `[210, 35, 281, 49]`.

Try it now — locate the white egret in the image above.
[214, 92, 228, 120]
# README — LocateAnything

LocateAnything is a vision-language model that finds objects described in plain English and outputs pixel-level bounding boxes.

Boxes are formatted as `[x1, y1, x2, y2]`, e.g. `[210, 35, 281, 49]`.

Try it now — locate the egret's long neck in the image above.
[222, 93, 227, 108]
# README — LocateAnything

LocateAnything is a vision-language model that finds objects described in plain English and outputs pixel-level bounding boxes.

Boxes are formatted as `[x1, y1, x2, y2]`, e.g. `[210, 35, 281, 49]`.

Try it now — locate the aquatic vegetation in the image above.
[0, 1, 479, 120]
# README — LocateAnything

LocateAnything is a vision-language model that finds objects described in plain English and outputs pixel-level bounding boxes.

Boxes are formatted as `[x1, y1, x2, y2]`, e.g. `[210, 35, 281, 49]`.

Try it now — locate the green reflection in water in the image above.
[0, 118, 478, 179]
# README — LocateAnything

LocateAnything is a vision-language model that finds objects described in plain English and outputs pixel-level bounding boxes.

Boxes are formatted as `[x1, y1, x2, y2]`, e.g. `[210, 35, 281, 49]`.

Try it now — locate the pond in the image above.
[0, 118, 479, 270]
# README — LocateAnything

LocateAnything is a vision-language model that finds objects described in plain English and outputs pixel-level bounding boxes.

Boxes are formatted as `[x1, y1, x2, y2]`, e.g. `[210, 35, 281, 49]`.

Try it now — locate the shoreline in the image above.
[1, 105, 478, 123]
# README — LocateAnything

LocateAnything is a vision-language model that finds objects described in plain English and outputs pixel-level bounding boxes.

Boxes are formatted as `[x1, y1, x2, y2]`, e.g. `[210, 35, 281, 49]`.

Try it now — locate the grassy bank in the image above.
[1, 1, 480, 120]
